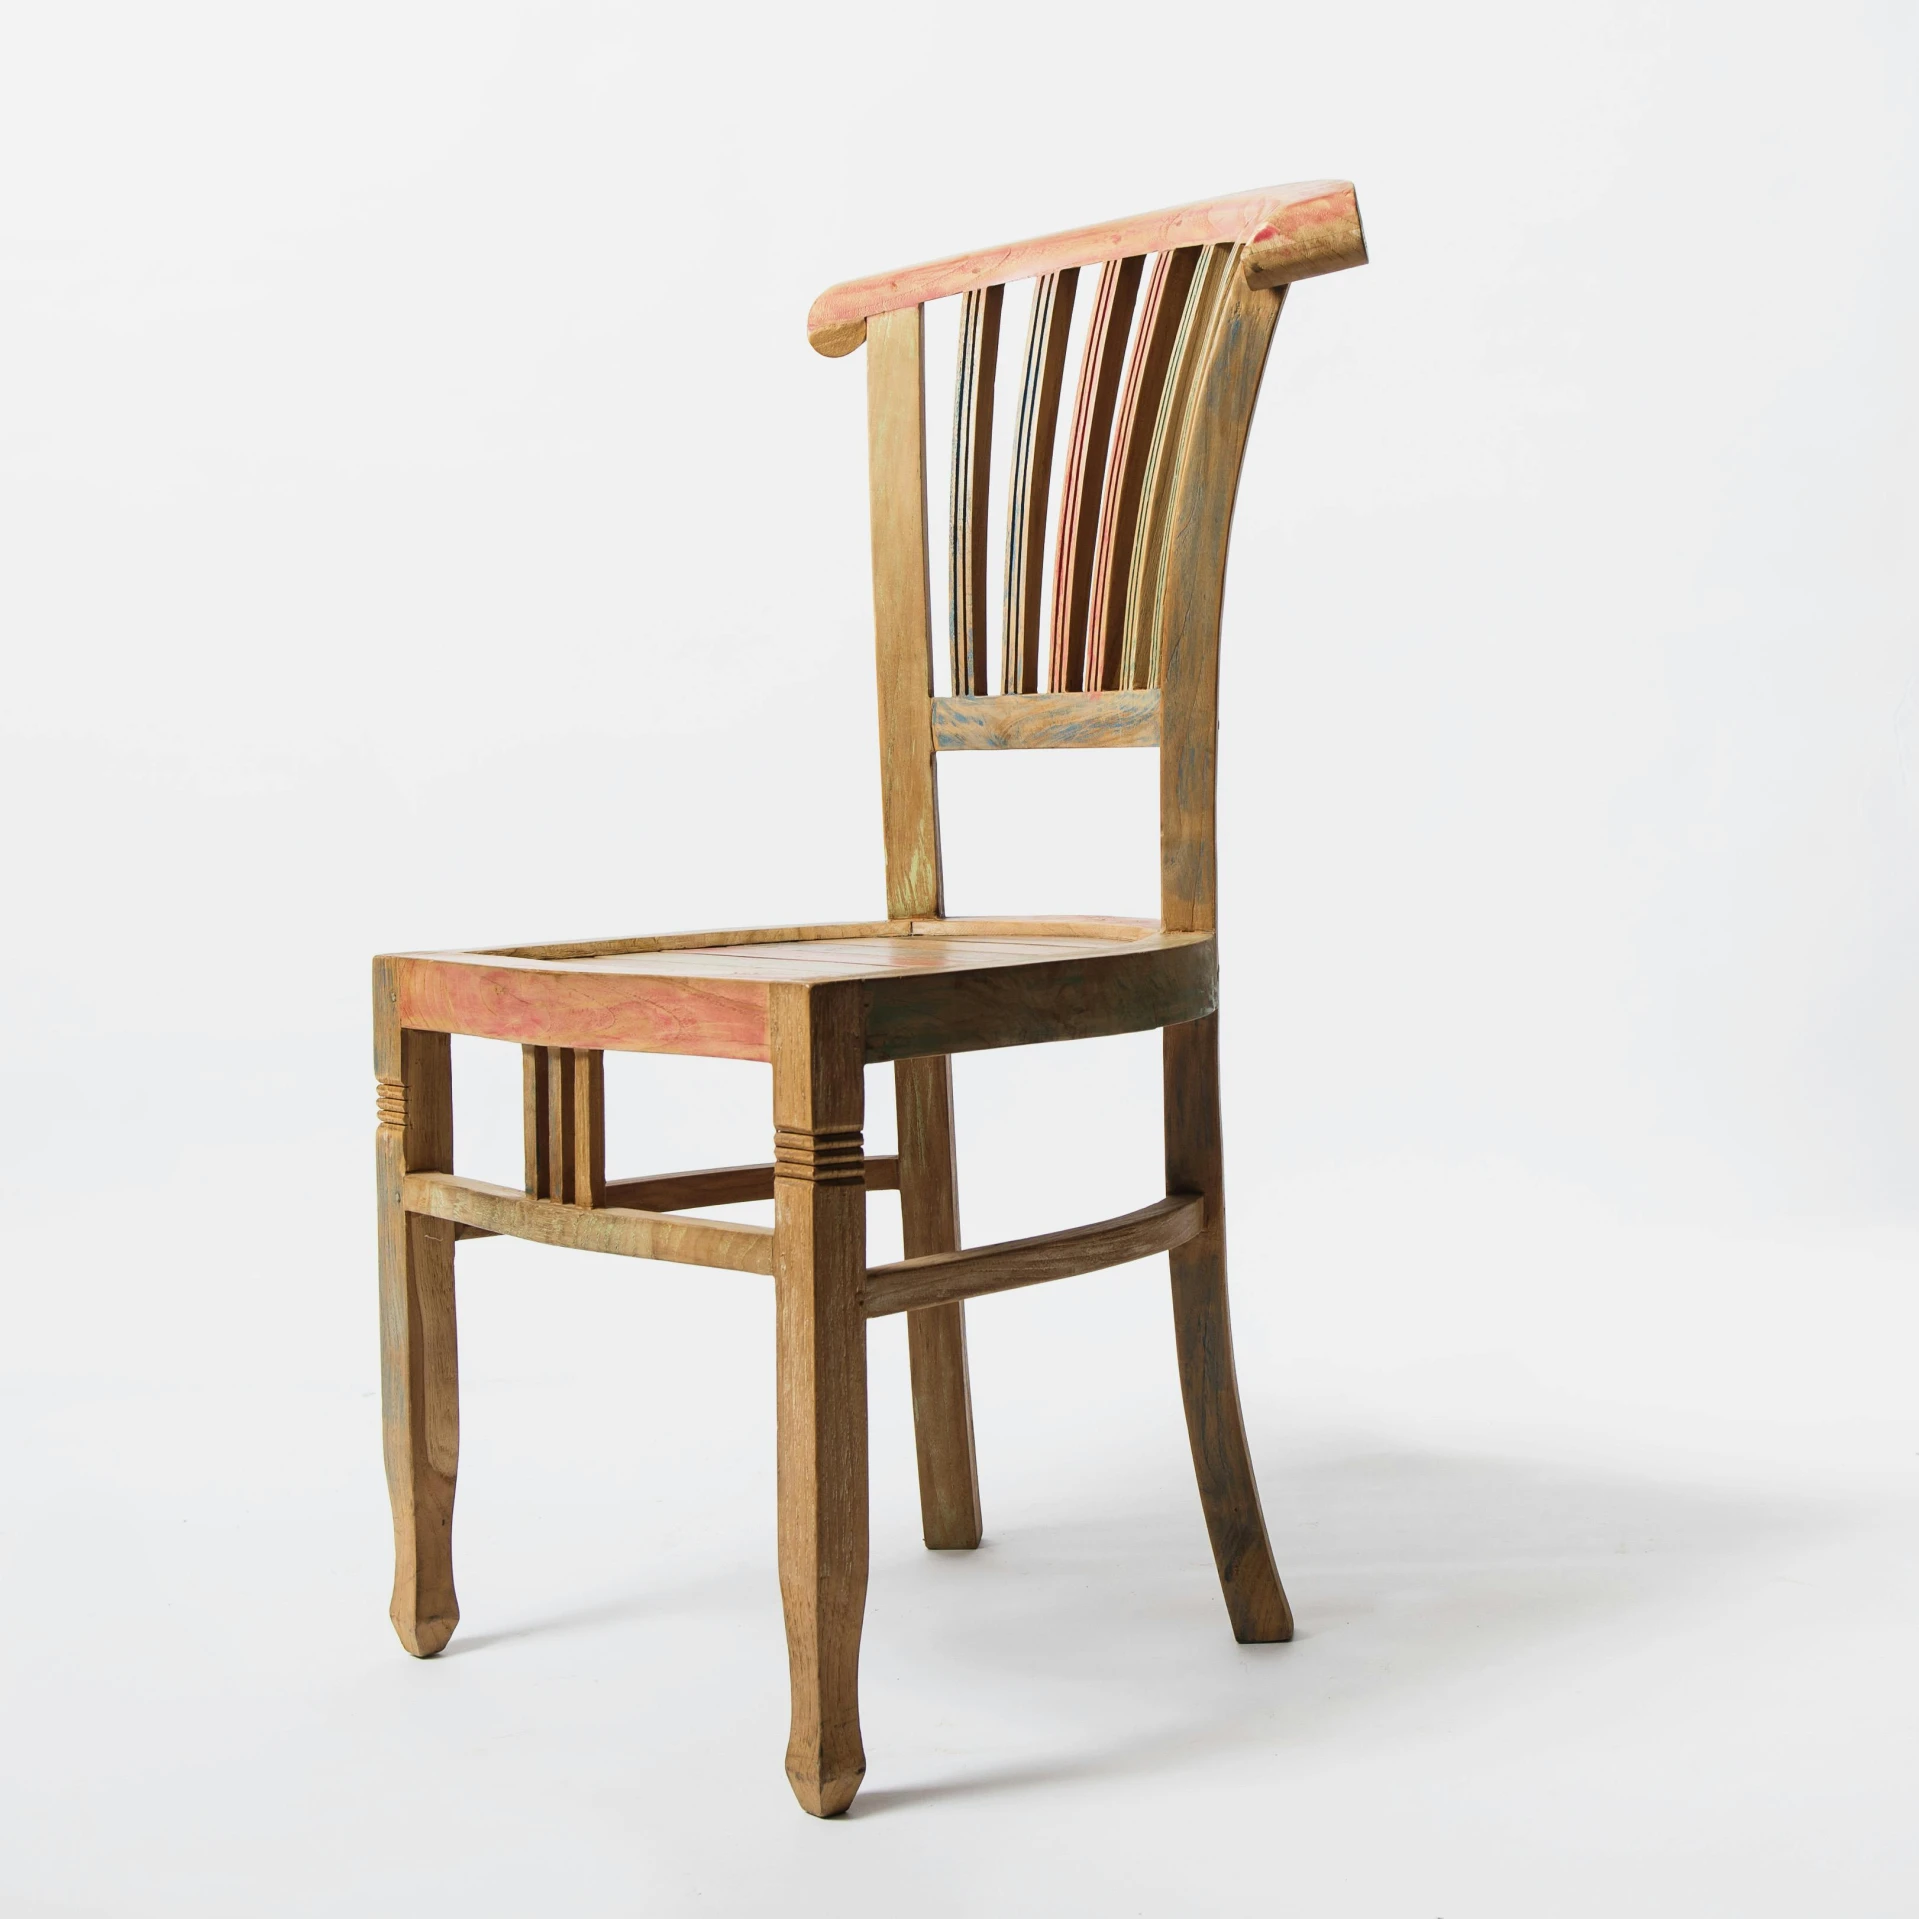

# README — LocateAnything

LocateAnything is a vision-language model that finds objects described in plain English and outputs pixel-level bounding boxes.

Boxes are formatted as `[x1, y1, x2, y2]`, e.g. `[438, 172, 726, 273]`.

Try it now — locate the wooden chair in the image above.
[374, 181, 1367, 1815]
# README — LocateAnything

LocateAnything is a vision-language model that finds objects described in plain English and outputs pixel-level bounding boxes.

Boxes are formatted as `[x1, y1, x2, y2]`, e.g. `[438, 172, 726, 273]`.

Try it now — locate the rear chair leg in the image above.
[1164, 1014, 1292, 1643]
[894, 1054, 983, 1549]
[375, 970, 461, 1657]
[771, 983, 871, 1816]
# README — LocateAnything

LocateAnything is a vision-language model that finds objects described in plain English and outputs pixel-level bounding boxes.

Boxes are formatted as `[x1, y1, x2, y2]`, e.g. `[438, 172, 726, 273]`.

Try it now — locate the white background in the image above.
[3, 2, 1916, 1912]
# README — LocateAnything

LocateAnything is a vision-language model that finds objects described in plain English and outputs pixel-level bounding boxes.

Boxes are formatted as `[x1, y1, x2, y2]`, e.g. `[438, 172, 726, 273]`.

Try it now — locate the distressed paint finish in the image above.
[1050, 255, 1143, 693]
[391, 954, 771, 1059]
[1001, 269, 1079, 694]
[948, 284, 1004, 697]
[1085, 246, 1202, 690]
[1123, 245, 1240, 689]
[808, 181, 1364, 351]
[371, 182, 1368, 1816]
[931, 690, 1159, 751]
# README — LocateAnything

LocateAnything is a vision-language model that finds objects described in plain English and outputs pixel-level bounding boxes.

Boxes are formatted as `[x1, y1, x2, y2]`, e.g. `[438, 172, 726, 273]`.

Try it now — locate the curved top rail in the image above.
[807, 180, 1364, 356]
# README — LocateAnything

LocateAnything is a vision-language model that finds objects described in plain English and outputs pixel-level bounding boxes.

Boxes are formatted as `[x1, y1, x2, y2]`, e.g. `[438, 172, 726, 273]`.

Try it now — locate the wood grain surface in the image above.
[375, 963, 461, 1659]
[864, 1194, 1203, 1317]
[770, 982, 871, 1816]
[894, 1053, 981, 1549]
[931, 689, 1159, 751]
[807, 181, 1363, 351]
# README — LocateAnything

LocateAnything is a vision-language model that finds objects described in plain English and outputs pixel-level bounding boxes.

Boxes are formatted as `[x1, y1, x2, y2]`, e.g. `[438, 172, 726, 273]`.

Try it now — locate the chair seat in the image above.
[382, 917, 1217, 1064]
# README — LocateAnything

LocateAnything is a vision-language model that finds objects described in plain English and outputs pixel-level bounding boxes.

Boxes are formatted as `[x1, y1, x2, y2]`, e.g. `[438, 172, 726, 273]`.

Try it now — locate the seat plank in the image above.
[863, 1195, 1204, 1316]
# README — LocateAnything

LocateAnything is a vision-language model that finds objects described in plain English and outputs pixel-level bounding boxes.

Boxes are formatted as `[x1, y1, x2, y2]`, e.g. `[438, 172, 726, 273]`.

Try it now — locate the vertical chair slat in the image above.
[1085, 246, 1203, 690]
[1122, 244, 1238, 689]
[571, 1048, 606, 1208]
[999, 270, 1078, 695]
[1048, 255, 1143, 692]
[544, 1046, 576, 1204]
[522, 1044, 550, 1198]
[948, 285, 1004, 696]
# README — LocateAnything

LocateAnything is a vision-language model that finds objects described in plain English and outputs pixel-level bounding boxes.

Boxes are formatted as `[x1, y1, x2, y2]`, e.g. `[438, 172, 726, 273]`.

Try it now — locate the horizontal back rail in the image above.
[931, 690, 1159, 751]
[808, 181, 1364, 355]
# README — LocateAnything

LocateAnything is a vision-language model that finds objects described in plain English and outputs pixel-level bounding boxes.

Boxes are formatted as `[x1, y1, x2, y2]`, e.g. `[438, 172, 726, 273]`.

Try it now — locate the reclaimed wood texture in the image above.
[1122, 244, 1238, 688]
[861, 934, 1216, 1063]
[931, 690, 1159, 751]
[1156, 269, 1287, 933]
[1086, 246, 1201, 690]
[1165, 1013, 1292, 1641]
[1050, 254, 1142, 691]
[867, 306, 944, 920]
[375, 962, 460, 1658]
[770, 981, 870, 1816]
[405, 1172, 776, 1273]
[519, 1045, 603, 1205]
[948, 284, 1003, 697]
[864, 1194, 1203, 1318]
[807, 181, 1364, 350]
[894, 1053, 981, 1549]
[1001, 270, 1078, 693]
[372, 184, 1368, 1813]
[487, 921, 903, 963]
[395, 954, 770, 1059]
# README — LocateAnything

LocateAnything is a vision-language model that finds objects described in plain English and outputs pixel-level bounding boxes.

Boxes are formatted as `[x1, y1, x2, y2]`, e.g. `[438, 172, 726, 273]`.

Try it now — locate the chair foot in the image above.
[785, 1755, 866, 1819]
[391, 1603, 459, 1659]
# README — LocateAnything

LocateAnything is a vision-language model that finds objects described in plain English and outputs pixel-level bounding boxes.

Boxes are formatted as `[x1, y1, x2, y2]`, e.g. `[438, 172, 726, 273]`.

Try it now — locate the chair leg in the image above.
[771, 983, 870, 1816]
[374, 1013, 461, 1657]
[894, 1055, 983, 1549]
[1163, 1014, 1293, 1644]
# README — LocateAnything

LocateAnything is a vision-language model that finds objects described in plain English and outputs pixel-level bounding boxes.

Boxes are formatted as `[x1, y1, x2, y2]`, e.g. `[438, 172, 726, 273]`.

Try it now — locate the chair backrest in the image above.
[808, 182, 1366, 934]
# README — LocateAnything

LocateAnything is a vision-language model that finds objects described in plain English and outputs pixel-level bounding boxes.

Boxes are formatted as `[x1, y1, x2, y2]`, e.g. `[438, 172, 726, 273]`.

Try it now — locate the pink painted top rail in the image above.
[807, 181, 1365, 356]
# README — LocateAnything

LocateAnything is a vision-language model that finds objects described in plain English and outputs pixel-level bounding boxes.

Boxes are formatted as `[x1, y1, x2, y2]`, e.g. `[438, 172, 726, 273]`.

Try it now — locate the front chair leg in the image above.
[771, 982, 871, 1816]
[374, 993, 461, 1657]
[1164, 1013, 1293, 1644]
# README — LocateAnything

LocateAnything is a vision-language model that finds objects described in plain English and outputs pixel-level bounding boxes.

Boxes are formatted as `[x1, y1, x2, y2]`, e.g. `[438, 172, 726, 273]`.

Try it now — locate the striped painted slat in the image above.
[999, 270, 1079, 695]
[1085, 246, 1202, 690]
[1121, 243, 1239, 689]
[948, 284, 1003, 696]
[1047, 255, 1143, 692]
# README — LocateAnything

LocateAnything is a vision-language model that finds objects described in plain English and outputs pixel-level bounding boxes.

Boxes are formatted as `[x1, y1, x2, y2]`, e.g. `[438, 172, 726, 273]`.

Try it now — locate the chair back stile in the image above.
[823, 183, 1366, 935]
